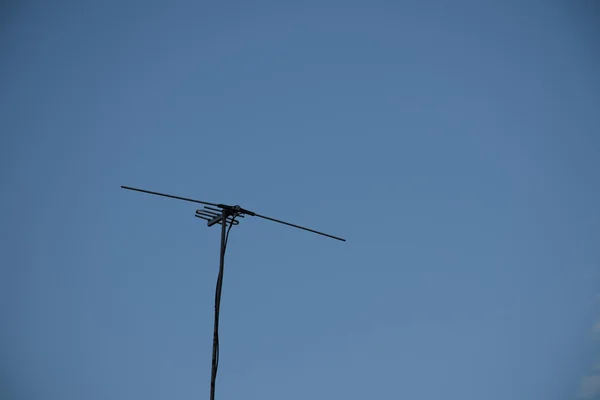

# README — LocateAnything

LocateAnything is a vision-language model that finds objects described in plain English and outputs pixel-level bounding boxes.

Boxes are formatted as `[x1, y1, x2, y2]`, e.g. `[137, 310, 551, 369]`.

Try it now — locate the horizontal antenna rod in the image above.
[195, 215, 239, 225]
[254, 213, 346, 242]
[121, 186, 218, 207]
[121, 185, 346, 242]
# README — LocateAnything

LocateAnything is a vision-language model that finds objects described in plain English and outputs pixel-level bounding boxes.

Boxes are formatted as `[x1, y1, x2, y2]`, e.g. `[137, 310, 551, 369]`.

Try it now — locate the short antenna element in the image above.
[121, 185, 345, 400]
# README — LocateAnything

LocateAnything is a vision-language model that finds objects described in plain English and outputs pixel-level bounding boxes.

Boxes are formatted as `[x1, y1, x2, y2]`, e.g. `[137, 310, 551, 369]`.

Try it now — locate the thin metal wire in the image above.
[254, 213, 346, 242]
[122, 186, 344, 241]
[121, 186, 219, 207]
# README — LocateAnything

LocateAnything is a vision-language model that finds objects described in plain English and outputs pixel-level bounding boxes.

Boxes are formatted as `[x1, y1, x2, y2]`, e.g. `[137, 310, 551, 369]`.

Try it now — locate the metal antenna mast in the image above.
[121, 185, 345, 400]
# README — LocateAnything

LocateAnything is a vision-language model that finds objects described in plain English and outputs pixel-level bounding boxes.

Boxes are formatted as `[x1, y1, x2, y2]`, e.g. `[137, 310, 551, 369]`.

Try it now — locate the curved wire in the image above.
[210, 213, 237, 400]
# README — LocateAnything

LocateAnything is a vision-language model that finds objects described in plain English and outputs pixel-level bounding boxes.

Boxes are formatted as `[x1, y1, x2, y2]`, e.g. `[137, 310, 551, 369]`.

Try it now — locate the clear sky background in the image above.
[1, 1, 600, 399]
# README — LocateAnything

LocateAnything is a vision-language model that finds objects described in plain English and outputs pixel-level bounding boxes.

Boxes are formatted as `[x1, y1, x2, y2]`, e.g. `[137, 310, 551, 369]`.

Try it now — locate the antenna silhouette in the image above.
[121, 185, 345, 400]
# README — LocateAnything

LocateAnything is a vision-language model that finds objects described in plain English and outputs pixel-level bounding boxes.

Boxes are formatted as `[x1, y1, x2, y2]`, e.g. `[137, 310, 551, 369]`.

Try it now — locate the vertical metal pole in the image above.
[210, 210, 229, 400]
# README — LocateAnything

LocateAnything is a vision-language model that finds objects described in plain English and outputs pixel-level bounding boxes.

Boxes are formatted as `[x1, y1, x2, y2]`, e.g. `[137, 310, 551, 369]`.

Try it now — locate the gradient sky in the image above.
[1, 1, 600, 399]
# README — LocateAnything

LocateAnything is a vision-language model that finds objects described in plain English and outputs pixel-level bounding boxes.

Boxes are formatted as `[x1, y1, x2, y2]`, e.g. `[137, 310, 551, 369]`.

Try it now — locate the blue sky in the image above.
[1, 1, 599, 399]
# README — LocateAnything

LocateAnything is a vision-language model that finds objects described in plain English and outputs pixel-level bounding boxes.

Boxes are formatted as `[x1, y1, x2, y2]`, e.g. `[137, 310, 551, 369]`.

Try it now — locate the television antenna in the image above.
[121, 185, 345, 400]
